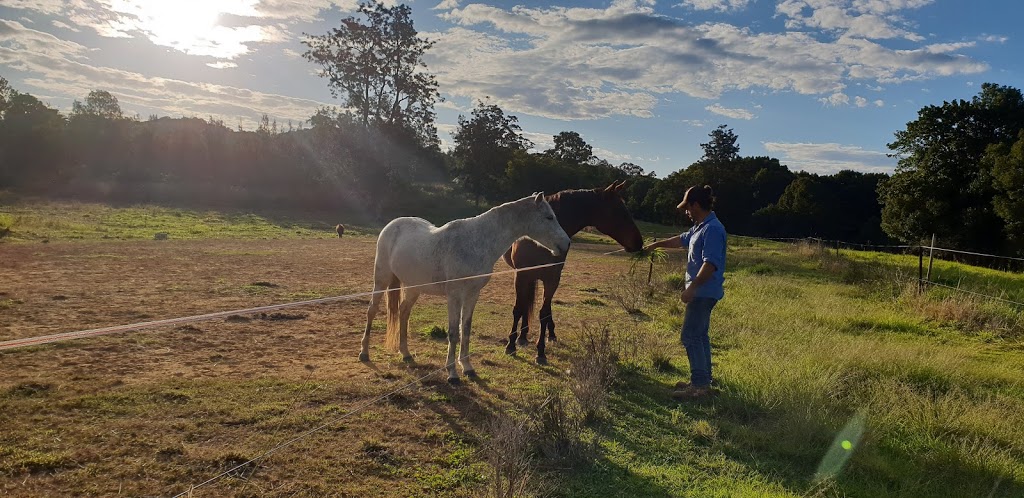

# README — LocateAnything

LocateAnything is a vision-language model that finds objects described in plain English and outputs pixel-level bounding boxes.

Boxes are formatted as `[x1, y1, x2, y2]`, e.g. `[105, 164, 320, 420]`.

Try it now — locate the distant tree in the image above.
[547, 131, 593, 165]
[617, 161, 654, 177]
[878, 83, 1024, 251]
[0, 90, 67, 187]
[700, 124, 739, 163]
[452, 101, 531, 204]
[71, 90, 123, 120]
[303, 0, 440, 147]
[0, 77, 13, 117]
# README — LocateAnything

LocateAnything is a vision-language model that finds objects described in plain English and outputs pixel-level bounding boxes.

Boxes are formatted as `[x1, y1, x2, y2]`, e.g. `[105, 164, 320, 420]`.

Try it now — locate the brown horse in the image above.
[502, 180, 644, 364]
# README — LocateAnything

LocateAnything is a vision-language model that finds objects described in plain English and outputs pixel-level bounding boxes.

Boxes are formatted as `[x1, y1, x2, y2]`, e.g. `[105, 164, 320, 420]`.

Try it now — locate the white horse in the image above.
[360, 192, 571, 384]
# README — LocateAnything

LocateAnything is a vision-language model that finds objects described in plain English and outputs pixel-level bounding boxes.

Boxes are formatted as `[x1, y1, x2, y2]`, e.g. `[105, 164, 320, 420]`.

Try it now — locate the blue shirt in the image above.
[679, 212, 727, 300]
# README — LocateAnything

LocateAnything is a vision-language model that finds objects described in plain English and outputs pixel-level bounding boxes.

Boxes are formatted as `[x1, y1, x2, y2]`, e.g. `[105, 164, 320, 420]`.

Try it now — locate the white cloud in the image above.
[0, 20, 327, 129]
[980, 34, 1008, 44]
[705, 104, 754, 120]
[0, 19, 89, 59]
[854, 95, 867, 107]
[428, 3, 986, 121]
[433, 0, 460, 10]
[51, 20, 80, 32]
[776, 0, 931, 41]
[206, 61, 239, 69]
[874, 99, 884, 106]
[679, 0, 751, 12]
[762, 141, 896, 174]
[819, 92, 850, 106]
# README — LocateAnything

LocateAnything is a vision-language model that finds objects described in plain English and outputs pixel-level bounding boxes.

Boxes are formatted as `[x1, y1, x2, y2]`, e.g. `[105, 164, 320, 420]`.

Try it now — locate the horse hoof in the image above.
[447, 377, 462, 386]
[402, 355, 414, 363]
[548, 335, 558, 342]
[358, 352, 370, 362]
[536, 356, 548, 365]
[504, 345, 517, 356]
[465, 370, 478, 379]
[517, 338, 529, 346]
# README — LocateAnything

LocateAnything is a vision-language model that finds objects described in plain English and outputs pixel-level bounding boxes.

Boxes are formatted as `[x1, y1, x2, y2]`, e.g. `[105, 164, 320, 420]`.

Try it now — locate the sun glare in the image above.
[109, 0, 262, 59]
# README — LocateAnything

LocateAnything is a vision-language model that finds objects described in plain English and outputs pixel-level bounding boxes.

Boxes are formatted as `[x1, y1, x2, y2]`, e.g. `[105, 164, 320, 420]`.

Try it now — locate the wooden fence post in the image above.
[926, 233, 936, 282]
[918, 245, 924, 294]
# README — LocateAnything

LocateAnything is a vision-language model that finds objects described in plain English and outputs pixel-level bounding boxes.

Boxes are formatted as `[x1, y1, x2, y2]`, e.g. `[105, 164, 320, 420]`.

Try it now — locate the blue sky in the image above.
[1, 0, 1020, 178]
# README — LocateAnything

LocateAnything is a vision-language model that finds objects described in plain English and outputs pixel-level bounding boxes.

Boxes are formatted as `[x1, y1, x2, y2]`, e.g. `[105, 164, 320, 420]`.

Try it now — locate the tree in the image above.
[985, 130, 1024, 250]
[303, 1, 440, 147]
[547, 131, 593, 165]
[0, 91, 67, 187]
[452, 101, 532, 204]
[879, 83, 1024, 251]
[617, 162, 654, 177]
[700, 124, 739, 163]
[71, 90, 123, 119]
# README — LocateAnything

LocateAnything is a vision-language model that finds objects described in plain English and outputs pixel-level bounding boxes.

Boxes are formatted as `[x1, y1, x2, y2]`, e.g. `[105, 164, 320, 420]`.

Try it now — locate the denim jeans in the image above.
[681, 297, 717, 388]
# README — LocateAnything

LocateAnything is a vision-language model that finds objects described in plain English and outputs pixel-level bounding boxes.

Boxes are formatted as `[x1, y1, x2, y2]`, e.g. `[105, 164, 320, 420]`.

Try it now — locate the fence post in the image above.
[647, 238, 656, 286]
[926, 233, 936, 281]
[918, 245, 924, 294]
[835, 239, 840, 257]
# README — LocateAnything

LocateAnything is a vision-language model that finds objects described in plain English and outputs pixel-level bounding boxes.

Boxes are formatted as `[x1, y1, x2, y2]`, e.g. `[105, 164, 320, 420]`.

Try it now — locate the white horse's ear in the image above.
[534, 192, 545, 203]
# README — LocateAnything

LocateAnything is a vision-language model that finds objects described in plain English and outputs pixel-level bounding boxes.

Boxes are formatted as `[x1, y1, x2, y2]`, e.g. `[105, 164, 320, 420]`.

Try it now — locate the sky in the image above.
[1, 0, 1021, 178]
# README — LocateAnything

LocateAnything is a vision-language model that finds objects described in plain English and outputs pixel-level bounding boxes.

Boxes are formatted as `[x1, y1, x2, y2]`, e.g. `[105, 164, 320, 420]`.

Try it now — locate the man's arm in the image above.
[643, 236, 683, 251]
[681, 261, 717, 303]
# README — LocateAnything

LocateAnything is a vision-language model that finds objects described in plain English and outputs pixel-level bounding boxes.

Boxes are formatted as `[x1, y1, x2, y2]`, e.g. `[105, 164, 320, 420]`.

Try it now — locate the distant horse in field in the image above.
[503, 180, 644, 364]
[360, 193, 571, 384]
[336, 224, 345, 237]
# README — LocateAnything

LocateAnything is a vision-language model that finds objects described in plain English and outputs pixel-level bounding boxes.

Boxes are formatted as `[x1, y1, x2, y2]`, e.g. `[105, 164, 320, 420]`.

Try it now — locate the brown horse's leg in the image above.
[507, 276, 536, 354]
[536, 274, 561, 365]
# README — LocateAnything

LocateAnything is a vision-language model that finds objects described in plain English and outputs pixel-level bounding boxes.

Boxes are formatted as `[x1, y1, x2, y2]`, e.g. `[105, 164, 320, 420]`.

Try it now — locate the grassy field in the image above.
[2, 199, 1023, 497]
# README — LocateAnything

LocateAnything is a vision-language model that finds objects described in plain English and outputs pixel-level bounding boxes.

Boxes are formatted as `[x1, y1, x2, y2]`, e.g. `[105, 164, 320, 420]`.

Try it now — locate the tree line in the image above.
[2, 0, 1023, 255]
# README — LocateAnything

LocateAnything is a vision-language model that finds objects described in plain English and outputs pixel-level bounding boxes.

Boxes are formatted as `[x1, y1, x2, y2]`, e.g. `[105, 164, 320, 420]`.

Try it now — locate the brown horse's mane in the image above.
[545, 188, 602, 236]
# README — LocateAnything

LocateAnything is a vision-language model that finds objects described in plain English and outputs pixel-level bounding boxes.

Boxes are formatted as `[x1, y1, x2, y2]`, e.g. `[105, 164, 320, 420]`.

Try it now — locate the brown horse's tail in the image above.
[383, 276, 402, 352]
[518, 276, 539, 333]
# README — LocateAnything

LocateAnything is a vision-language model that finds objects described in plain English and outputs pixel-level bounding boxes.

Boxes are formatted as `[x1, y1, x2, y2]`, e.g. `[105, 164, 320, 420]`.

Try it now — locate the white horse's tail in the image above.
[383, 275, 402, 352]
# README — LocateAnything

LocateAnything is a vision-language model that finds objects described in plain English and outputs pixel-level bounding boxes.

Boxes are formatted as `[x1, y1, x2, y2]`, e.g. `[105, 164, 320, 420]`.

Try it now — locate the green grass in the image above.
[0, 197, 369, 242]
[4, 200, 1024, 496]
[552, 241, 1024, 497]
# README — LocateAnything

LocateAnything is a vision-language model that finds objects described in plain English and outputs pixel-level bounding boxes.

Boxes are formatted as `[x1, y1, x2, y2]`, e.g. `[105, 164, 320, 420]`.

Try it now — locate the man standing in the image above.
[644, 185, 726, 399]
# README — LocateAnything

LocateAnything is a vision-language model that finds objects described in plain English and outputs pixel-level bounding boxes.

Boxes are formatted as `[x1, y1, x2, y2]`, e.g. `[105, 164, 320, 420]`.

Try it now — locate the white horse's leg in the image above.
[445, 293, 463, 384]
[398, 289, 420, 362]
[459, 292, 480, 378]
[360, 269, 392, 362]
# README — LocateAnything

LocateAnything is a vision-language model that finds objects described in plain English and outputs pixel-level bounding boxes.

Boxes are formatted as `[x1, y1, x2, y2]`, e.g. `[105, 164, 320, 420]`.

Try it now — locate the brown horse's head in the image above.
[591, 180, 644, 252]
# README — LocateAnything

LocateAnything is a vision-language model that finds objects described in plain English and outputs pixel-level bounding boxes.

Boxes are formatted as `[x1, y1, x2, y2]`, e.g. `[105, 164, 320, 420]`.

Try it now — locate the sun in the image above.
[109, 0, 261, 59]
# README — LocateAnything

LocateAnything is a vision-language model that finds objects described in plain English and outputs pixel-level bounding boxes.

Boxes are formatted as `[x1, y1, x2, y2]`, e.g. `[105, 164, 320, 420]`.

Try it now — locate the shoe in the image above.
[675, 379, 715, 389]
[671, 385, 713, 400]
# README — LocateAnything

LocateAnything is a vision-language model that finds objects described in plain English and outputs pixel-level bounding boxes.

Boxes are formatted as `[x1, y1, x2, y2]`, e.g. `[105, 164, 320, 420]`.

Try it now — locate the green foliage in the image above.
[879, 83, 1024, 252]
[451, 101, 531, 203]
[302, 0, 440, 148]
[546, 130, 594, 165]
[700, 124, 740, 162]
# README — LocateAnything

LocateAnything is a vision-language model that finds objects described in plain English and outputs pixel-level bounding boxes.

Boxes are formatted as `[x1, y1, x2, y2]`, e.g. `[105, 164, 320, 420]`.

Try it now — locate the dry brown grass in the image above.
[0, 237, 638, 497]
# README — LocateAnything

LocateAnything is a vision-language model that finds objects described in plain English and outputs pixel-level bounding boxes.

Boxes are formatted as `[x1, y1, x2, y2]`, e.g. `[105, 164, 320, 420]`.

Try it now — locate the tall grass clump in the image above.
[568, 324, 617, 424]
[486, 413, 538, 498]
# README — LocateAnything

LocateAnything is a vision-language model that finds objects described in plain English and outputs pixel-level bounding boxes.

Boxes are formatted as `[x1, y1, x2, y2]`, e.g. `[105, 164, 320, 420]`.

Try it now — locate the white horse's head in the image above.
[521, 192, 571, 257]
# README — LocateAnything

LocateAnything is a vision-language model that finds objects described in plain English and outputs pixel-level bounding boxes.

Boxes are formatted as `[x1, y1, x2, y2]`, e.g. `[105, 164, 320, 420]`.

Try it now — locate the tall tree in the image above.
[878, 83, 1024, 251]
[700, 124, 740, 163]
[303, 1, 440, 147]
[547, 131, 593, 165]
[985, 130, 1024, 251]
[452, 101, 531, 204]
